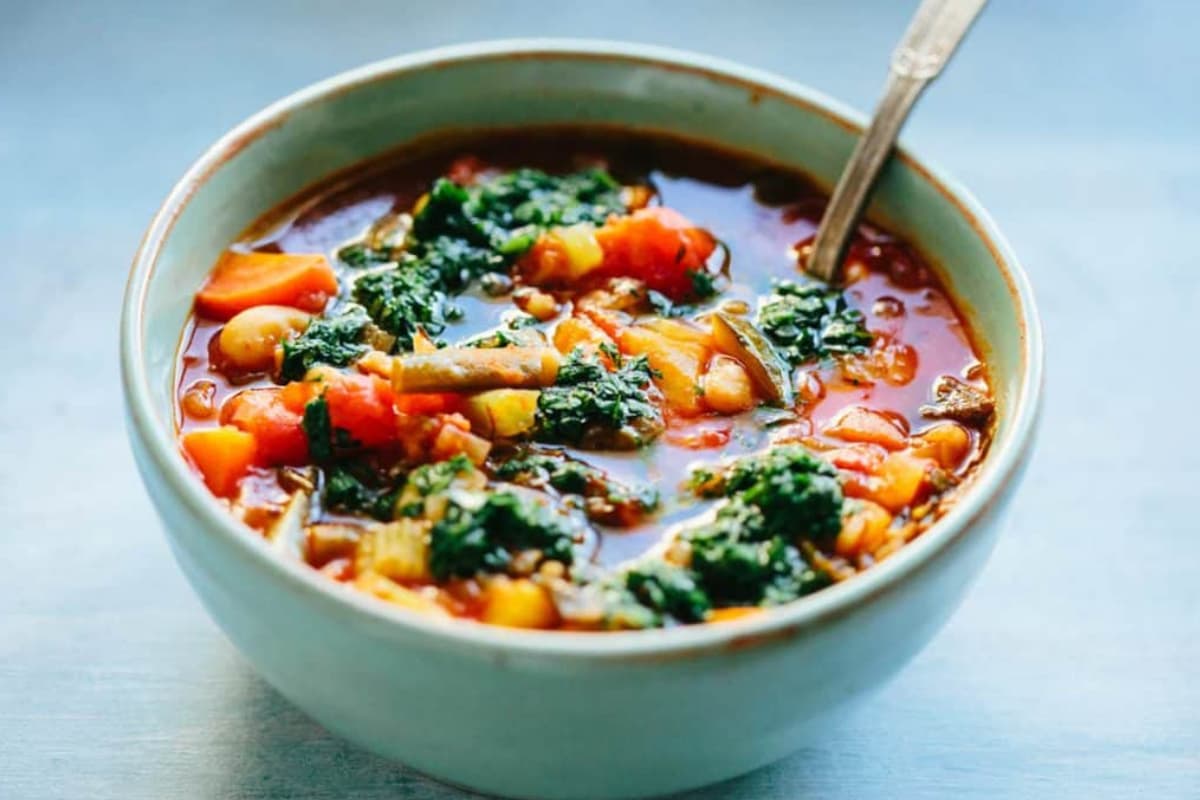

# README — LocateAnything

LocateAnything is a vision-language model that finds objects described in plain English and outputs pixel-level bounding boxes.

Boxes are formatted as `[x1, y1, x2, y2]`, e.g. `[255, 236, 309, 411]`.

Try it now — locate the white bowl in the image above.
[121, 40, 1043, 799]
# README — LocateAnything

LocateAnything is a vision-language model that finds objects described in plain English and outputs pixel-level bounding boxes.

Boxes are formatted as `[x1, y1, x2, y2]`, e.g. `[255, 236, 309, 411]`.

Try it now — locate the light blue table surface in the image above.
[2, 1, 1197, 797]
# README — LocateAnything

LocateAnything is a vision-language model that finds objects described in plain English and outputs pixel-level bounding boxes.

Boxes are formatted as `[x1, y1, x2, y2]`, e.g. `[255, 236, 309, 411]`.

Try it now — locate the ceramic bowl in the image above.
[121, 40, 1042, 800]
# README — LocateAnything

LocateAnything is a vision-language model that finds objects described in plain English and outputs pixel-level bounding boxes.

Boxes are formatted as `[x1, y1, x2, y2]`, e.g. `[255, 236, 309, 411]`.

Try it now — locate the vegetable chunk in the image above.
[618, 326, 707, 416]
[176, 144, 995, 633]
[535, 348, 663, 449]
[182, 426, 257, 497]
[463, 389, 540, 439]
[823, 406, 908, 451]
[196, 251, 338, 320]
[482, 577, 560, 629]
[222, 388, 308, 465]
[392, 348, 562, 394]
[594, 207, 717, 301]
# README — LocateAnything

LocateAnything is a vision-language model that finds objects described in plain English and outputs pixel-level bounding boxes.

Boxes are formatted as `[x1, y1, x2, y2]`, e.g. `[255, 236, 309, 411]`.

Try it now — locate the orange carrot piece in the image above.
[707, 607, 763, 624]
[195, 251, 338, 320]
[181, 426, 257, 497]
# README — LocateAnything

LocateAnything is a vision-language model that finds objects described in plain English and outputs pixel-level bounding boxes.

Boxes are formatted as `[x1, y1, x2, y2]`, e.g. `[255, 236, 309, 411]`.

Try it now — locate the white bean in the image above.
[218, 305, 311, 371]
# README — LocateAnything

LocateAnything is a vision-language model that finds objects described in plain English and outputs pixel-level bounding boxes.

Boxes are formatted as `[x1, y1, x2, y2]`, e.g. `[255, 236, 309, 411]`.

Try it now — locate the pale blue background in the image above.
[2, 1, 1197, 797]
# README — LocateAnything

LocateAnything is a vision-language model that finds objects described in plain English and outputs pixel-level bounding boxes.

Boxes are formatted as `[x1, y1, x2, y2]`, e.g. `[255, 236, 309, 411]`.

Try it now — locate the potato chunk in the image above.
[835, 500, 893, 560]
[701, 355, 755, 415]
[618, 326, 707, 416]
[871, 452, 932, 512]
[910, 421, 972, 469]
[463, 389, 540, 439]
[552, 315, 615, 357]
[481, 577, 560, 629]
[354, 573, 447, 616]
[354, 519, 431, 583]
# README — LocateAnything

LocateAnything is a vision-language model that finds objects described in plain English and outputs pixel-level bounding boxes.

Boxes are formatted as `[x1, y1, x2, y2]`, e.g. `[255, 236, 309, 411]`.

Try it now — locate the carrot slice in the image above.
[195, 251, 338, 320]
[181, 426, 257, 497]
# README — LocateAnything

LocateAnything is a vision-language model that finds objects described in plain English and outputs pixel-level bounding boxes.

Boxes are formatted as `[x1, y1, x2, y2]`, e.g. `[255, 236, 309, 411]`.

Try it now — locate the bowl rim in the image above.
[121, 38, 1043, 661]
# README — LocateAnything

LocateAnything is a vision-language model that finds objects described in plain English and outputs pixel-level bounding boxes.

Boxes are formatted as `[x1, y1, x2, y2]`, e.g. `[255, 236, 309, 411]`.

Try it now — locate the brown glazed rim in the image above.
[121, 40, 1044, 662]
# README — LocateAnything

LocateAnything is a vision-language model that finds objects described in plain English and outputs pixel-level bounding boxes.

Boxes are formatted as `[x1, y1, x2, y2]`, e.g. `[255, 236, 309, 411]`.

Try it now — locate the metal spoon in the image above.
[806, 0, 988, 284]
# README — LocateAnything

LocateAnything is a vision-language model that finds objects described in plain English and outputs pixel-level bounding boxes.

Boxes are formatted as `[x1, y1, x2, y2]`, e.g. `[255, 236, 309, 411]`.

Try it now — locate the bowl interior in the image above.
[125, 41, 1038, 650]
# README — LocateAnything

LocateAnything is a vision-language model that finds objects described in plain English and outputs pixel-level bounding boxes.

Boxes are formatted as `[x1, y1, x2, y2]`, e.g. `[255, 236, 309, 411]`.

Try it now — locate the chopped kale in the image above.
[687, 268, 719, 299]
[337, 242, 395, 268]
[301, 394, 396, 519]
[556, 444, 841, 622]
[624, 561, 711, 623]
[685, 498, 829, 606]
[676, 445, 844, 606]
[342, 168, 625, 352]
[704, 445, 844, 543]
[301, 394, 360, 461]
[494, 450, 659, 525]
[279, 305, 370, 381]
[495, 453, 590, 493]
[535, 348, 663, 449]
[302, 396, 334, 462]
[429, 490, 579, 580]
[352, 263, 462, 350]
[407, 235, 506, 292]
[405, 455, 474, 498]
[323, 465, 398, 521]
[757, 280, 873, 366]
[413, 168, 624, 257]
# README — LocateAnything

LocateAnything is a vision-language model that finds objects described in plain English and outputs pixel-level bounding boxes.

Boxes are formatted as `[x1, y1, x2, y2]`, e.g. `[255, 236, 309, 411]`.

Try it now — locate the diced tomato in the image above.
[321, 372, 398, 449]
[594, 207, 717, 301]
[221, 389, 308, 465]
[394, 392, 464, 416]
[279, 371, 402, 450]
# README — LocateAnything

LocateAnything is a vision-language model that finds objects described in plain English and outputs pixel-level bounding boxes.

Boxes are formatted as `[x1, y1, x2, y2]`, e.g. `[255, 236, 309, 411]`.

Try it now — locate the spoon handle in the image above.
[806, 0, 988, 284]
